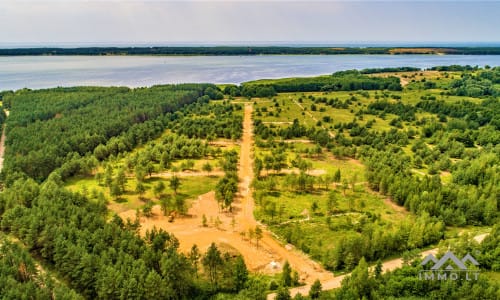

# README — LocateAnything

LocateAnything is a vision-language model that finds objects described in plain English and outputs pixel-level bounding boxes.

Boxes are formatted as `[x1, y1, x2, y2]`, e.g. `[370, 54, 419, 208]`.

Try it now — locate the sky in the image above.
[0, 0, 499, 46]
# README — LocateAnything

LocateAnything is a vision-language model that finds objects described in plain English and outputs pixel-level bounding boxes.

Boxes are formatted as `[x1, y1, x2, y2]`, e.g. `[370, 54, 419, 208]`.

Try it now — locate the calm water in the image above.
[1, 55, 500, 91]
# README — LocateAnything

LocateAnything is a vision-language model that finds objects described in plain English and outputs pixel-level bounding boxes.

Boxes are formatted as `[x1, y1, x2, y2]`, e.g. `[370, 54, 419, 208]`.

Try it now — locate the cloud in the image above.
[0, 1, 498, 44]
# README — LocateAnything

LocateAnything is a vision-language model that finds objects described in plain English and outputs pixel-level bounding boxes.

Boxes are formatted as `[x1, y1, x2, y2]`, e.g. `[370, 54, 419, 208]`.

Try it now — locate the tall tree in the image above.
[309, 279, 322, 299]
[232, 255, 248, 292]
[202, 243, 223, 291]
[281, 260, 292, 287]
[169, 175, 181, 195]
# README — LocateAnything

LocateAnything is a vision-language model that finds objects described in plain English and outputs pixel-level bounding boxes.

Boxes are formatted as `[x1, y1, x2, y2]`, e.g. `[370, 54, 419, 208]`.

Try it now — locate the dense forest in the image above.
[1, 84, 218, 182]
[2, 46, 500, 56]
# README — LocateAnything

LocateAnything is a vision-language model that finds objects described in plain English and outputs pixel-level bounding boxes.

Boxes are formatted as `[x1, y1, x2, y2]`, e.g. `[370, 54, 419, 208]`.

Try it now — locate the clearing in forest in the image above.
[118, 104, 336, 284]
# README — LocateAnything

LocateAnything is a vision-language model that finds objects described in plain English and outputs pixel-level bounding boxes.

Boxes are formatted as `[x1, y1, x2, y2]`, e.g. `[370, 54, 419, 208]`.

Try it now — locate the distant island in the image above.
[1, 46, 500, 56]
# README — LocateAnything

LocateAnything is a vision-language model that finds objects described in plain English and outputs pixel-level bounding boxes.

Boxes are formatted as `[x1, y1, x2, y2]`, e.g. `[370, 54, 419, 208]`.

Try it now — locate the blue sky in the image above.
[1, 1, 499, 45]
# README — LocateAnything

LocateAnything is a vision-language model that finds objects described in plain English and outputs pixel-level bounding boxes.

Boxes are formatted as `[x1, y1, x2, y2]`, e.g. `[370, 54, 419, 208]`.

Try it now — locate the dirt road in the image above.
[0, 110, 9, 172]
[232, 104, 335, 283]
[269, 232, 490, 299]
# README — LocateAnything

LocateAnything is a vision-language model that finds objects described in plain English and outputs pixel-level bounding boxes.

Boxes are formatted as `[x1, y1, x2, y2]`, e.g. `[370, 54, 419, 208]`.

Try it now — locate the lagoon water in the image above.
[1, 55, 500, 91]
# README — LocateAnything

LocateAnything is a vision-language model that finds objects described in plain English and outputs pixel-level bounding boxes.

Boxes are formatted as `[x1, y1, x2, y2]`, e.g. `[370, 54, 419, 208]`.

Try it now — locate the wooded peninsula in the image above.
[1, 46, 500, 56]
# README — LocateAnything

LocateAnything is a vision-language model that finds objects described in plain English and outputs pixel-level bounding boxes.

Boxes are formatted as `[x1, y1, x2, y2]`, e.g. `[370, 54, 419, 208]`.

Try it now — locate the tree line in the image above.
[239, 70, 402, 94]
[2, 46, 500, 56]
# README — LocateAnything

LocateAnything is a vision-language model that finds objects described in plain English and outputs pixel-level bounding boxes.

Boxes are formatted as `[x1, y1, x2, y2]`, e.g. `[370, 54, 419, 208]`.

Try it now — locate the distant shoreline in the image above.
[2, 46, 500, 56]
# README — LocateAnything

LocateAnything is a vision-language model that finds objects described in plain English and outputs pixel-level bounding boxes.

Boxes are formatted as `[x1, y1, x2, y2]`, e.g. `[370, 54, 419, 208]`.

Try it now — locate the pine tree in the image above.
[275, 286, 291, 300]
[169, 175, 181, 195]
[189, 244, 201, 276]
[309, 279, 322, 299]
[202, 243, 223, 291]
[281, 260, 292, 287]
[233, 255, 248, 292]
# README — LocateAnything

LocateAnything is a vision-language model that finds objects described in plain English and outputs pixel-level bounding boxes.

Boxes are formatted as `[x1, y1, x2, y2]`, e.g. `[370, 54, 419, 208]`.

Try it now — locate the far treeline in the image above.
[2, 46, 500, 56]
[227, 70, 402, 97]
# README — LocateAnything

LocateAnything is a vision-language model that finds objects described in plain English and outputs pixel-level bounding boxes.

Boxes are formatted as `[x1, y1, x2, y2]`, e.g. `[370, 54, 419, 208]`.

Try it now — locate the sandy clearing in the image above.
[118, 104, 335, 283]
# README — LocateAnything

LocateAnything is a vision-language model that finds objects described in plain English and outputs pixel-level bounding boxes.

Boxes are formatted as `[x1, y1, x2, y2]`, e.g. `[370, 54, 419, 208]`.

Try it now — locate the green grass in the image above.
[66, 174, 219, 212]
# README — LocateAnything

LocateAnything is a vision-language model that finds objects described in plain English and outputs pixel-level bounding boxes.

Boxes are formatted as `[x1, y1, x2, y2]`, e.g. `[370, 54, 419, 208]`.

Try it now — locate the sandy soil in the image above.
[155, 170, 226, 178]
[384, 198, 408, 214]
[262, 121, 293, 124]
[118, 104, 335, 283]
[0, 110, 9, 172]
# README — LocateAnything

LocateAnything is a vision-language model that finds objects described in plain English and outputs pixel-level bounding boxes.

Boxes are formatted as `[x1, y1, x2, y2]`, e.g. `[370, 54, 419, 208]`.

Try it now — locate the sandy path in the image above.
[234, 104, 335, 283]
[384, 198, 408, 214]
[155, 170, 226, 178]
[279, 248, 439, 298]
[271, 232, 490, 299]
[0, 110, 9, 172]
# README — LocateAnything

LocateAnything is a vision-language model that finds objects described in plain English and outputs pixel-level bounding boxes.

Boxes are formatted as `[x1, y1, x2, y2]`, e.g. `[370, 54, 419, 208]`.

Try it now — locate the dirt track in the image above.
[233, 104, 335, 283]
[0, 110, 9, 172]
[270, 232, 490, 299]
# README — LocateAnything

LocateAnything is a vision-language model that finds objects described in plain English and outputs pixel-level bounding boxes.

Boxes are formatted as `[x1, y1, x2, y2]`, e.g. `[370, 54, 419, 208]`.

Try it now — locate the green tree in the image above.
[309, 279, 322, 299]
[189, 244, 201, 276]
[275, 286, 291, 300]
[159, 194, 171, 216]
[233, 255, 248, 292]
[374, 259, 383, 280]
[337, 257, 373, 299]
[351, 173, 358, 192]
[153, 181, 166, 199]
[266, 201, 277, 220]
[311, 201, 319, 215]
[254, 157, 263, 178]
[144, 271, 164, 299]
[202, 243, 223, 291]
[135, 165, 146, 183]
[135, 181, 146, 198]
[255, 226, 263, 248]
[333, 169, 341, 182]
[341, 179, 349, 196]
[281, 260, 292, 287]
[143, 201, 153, 217]
[327, 191, 338, 214]
[104, 165, 113, 187]
[202, 161, 213, 175]
[291, 270, 300, 287]
[169, 175, 181, 195]
[110, 181, 122, 197]
[116, 168, 127, 192]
